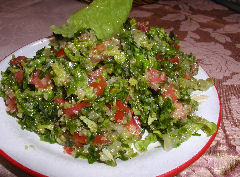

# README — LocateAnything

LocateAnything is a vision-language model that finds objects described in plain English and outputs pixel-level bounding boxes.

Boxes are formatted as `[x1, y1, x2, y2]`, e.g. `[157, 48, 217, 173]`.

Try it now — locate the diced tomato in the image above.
[73, 133, 110, 146]
[88, 66, 104, 83]
[64, 146, 75, 155]
[126, 116, 142, 136]
[116, 100, 133, 113]
[5, 96, 17, 112]
[149, 68, 167, 83]
[90, 75, 106, 96]
[14, 70, 23, 83]
[89, 67, 106, 96]
[10, 56, 27, 67]
[90, 51, 102, 63]
[172, 43, 180, 50]
[114, 109, 126, 123]
[156, 54, 163, 61]
[172, 101, 191, 120]
[169, 56, 179, 63]
[126, 95, 131, 102]
[113, 100, 142, 136]
[183, 73, 192, 80]
[29, 69, 51, 89]
[163, 84, 179, 102]
[114, 100, 132, 124]
[54, 97, 67, 104]
[90, 47, 106, 63]
[106, 103, 111, 110]
[55, 48, 65, 57]
[172, 101, 184, 119]
[147, 67, 167, 90]
[96, 43, 105, 52]
[73, 133, 88, 145]
[65, 101, 90, 117]
[138, 21, 150, 33]
[91, 134, 111, 145]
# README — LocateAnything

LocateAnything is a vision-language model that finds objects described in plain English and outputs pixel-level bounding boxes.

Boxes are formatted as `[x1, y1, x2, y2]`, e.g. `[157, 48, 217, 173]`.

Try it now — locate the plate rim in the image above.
[0, 38, 222, 177]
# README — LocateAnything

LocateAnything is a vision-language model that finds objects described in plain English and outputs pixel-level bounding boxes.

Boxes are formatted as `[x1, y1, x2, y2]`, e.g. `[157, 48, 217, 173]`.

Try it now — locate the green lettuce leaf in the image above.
[162, 117, 217, 151]
[80, 116, 98, 133]
[134, 133, 157, 152]
[51, 0, 133, 39]
[200, 119, 217, 136]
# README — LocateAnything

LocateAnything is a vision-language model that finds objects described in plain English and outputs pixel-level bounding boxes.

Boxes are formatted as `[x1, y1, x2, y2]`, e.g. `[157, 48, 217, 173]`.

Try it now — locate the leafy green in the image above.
[80, 116, 98, 133]
[199, 118, 217, 136]
[134, 133, 157, 152]
[52, 62, 69, 86]
[51, 0, 133, 39]
[198, 78, 214, 91]
[162, 117, 217, 151]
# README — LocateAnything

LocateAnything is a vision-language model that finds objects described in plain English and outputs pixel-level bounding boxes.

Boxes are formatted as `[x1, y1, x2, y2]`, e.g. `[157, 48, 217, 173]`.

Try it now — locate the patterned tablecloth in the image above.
[0, 0, 239, 176]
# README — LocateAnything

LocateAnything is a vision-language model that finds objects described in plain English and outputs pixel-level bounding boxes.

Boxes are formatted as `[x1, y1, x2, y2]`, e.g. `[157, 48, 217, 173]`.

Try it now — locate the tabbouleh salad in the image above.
[0, 0, 217, 166]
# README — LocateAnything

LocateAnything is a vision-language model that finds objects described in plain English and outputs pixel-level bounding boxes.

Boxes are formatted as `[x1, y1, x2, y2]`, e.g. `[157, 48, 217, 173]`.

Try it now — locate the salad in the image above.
[0, 0, 216, 166]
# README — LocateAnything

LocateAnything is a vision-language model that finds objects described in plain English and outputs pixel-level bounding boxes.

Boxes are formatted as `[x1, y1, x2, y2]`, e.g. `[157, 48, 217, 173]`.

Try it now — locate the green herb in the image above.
[51, 0, 133, 39]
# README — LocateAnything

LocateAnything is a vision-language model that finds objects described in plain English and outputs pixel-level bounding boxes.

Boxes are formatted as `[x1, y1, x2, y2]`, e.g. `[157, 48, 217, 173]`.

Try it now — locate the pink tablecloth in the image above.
[0, 0, 239, 176]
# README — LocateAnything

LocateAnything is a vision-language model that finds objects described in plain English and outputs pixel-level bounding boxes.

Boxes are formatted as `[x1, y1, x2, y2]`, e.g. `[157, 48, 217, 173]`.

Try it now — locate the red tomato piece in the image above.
[90, 75, 106, 96]
[29, 69, 51, 89]
[126, 95, 131, 102]
[116, 100, 133, 114]
[91, 134, 111, 145]
[54, 97, 67, 104]
[73, 133, 111, 146]
[14, 70, 23, 83]
[126, 116, 142, 136]
[113, 100, 142, 136]
[156, 54, 163, 61]
[138, 21, 150, 33]
[114, 109, 126, 123]
[169, 56, 179, 63]
[106, 103, 111, 110]
[10, 56, 27, 67]
[172, 101, 185, 120]
[149, 67, 167, 83]
[183, 73, 192, 80]
[163, 84, 178, 102]
[96, 43, 105, 52]
[89, 67, 106, 96]
[88, 66, 104, 83]
[55, 48, 65, 57]
[172, 43, 180, 50]
[5, 96, 17, 112]
[64, 101, 90, 117]
[73, 133, 88, 145]
[90, 55, 102, 63]
[114, 100, 133, 123]
[116, 100, 130, 112]
[64, 146, 75, 155]
[147, 67, 167, 90]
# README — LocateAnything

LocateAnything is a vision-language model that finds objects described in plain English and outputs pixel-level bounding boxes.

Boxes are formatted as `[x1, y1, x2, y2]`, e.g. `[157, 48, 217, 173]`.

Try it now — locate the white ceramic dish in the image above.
[0, 38, 221, 177]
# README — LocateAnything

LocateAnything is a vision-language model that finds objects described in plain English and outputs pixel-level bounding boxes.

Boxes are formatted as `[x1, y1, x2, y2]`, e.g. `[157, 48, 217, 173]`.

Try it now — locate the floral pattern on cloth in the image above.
[0, 0, 240, 176]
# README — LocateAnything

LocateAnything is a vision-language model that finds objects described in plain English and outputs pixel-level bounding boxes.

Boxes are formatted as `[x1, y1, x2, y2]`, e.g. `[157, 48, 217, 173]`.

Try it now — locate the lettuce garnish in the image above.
[50, 0, 133, 39]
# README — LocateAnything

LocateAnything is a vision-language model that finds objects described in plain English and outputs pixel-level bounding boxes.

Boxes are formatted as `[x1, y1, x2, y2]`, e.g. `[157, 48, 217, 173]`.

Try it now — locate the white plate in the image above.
[0, 38, 221, 177]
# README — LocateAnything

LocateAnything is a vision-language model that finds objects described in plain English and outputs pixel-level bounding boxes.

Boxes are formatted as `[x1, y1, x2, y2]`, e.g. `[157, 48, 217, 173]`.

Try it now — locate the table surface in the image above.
[0, 0, 240, 176]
